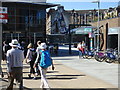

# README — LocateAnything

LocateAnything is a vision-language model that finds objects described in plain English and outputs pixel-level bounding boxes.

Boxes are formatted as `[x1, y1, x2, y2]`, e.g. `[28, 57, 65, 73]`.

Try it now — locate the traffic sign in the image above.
[0, 7, 8, 23]
[0, 7, 7, 13]
[0, 13, 8, 19]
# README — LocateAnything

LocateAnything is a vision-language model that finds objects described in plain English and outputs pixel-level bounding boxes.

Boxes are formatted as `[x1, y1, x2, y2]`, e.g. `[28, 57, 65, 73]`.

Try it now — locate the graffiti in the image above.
[104, 7, 118, 19]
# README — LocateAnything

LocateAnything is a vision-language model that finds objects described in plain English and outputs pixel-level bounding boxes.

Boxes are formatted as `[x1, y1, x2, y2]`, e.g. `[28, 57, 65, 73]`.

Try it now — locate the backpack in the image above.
[40, 50, 52, 68]
[30, 49, 37, 61]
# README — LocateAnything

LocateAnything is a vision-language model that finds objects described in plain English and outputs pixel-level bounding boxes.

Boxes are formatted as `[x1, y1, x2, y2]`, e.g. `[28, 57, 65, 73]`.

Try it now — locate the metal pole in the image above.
[92, 0, 100, 51]
[34, 33, 36, 45]
[90, 38, 93, 50]
[18, 33, 19, 41]
[11, 33, 13, 39]
[118, 28, 120, 54]
[97, 1, 100, 51]
[69, 24, 71, 54]
[0, 1, 2, 75]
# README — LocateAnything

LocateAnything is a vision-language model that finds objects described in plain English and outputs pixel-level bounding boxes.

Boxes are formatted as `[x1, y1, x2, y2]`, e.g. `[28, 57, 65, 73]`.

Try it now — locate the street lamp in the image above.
[0, 1, 2, 77]
[92, 0, 100, 51]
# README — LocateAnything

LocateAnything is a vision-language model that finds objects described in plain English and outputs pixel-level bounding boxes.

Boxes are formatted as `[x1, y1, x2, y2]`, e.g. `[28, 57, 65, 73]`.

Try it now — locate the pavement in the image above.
[0, 45, 119, 90]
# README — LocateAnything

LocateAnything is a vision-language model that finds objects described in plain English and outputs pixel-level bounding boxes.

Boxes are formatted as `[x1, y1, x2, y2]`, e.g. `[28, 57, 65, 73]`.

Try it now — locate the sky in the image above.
[47, 0, 119, 10]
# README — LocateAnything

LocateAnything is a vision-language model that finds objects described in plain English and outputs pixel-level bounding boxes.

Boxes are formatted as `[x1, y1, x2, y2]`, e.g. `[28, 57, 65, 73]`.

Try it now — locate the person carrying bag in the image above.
[34, 43, 54, 89]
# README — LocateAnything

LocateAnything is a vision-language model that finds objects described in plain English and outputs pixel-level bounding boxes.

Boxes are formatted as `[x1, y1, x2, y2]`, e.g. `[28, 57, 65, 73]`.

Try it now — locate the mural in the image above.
[53, 6, 68, 34]
[104, 7, 118, 19]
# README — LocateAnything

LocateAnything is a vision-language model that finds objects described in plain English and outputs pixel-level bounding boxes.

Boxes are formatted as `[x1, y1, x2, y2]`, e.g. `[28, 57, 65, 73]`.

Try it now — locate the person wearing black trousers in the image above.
[25, 43, 37, 80]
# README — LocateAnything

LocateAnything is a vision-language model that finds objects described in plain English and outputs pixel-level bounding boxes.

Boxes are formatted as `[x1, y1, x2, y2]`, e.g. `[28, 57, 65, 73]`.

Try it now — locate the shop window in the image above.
[3, 24, 15, 31]
[8, 7, 15, 16]
[8, 16, 15, 24]
[16, 8, 29, 16]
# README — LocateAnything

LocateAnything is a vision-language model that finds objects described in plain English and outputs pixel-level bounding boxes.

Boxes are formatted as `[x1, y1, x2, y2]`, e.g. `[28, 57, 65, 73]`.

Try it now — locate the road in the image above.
[52, 45, 119, 88]
[0, 45, 119, 89]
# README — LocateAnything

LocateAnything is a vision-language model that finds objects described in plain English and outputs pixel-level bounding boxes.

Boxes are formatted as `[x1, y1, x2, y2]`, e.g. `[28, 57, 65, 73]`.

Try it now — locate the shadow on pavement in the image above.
[53, 58, 74, 61]
[47, 74, 85, 80]
[48, 74, 85, 77]
[51, 88, 106, 90]
[51, 49, 78, 57]
[47, 71, 59, 73]
[1, 88, 118, 90]
[19, 88, 116, 90]
[23, 66, 30, 69]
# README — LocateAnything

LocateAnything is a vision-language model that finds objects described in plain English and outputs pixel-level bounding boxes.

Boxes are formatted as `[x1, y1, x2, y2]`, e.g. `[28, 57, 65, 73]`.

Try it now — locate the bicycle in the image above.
[105, 48, 120, 64]
[94, 51, 107, 62]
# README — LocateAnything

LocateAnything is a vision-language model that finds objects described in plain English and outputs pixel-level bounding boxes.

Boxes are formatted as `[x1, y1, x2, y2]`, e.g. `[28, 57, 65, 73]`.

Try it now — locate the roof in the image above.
[1, 0, 59, 8]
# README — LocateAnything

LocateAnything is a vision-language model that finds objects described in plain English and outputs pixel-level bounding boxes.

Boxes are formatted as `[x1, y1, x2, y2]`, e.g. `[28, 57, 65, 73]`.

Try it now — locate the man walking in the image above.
[6, 39, 24, 90]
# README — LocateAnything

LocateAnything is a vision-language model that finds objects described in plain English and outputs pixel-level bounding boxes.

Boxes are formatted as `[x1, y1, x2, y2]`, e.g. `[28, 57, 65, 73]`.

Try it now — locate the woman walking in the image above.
[25, 43, 37, 79]
[34, 43, 54, 89]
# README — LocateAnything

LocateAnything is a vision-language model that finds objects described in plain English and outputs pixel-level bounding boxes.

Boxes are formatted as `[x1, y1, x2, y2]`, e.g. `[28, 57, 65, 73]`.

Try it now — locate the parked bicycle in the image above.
[105, 48, 120, 63]
[83, 48, 95, 59]
[94, 51, 106, 62]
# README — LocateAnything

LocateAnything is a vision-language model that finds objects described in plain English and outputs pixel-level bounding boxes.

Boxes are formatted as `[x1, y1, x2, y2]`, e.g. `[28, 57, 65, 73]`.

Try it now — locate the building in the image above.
[46, 6, 105, 49]
[1, 0, 58, 45]
[46, 5, 120, 51]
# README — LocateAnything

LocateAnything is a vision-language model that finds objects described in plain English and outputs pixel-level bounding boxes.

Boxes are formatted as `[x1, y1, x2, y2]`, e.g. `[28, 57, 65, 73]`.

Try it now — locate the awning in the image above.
[70, 26, 97, 34]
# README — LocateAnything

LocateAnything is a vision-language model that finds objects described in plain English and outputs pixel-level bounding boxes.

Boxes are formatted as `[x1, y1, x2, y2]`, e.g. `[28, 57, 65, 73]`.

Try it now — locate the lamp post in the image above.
[92, 0, 100, 51]
[0, 1, 2, 77]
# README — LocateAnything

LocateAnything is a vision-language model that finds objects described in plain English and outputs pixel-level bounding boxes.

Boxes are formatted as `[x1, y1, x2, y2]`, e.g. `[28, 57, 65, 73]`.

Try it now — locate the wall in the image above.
[90, 17, 120, 50]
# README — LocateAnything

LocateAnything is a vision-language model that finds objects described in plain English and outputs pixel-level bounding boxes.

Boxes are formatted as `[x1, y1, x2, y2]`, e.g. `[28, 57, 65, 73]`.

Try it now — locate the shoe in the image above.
[37, 73, 40, 76]
[33, 77, 37, 80]
[28, 74, 31, 78]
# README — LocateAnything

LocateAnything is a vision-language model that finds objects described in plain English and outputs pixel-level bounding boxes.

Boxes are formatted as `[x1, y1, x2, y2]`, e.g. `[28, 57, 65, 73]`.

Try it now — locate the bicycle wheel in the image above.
[118, 58, 120, 64]
[95, 55, 102, 62]
[83, 54, 88, 59]
[105, 58, 114, 63]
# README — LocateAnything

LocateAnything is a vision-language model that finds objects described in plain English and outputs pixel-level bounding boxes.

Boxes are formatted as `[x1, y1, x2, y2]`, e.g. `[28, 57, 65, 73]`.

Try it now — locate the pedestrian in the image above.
[77, 42, 83, 58]
[35, 40, 42, 76]
[34, 43, 55, 89]
[6, 39, 24, 90]
[53, 44, 58, 55]
[81, 41, 86, 55]
[2, 41, 10, 61]
[25, 43, 37, 80]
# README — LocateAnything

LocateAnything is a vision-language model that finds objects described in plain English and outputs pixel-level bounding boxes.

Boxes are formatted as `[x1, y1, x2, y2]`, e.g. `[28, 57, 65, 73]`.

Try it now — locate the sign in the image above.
[0, 7, 8, 23]
[0, 7, 7, 13]
[89, 33, 94, 38]
[84, 28, 92, 32]
[0, 13, 8, 19]
[75, 27, 92, 34]
[108, 27, 120, 35]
